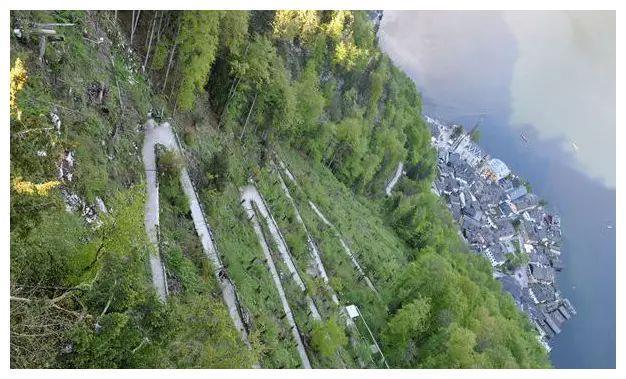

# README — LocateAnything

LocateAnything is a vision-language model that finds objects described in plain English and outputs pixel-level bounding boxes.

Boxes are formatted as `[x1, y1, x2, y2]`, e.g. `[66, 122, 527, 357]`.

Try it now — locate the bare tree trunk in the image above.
[157, 12, 171, 44]
[33, 23, 74, 28]
[134, 10, 142, 38]
[327, 146, 341, 169]
[130, 10, 141, 46]
[240, 92, 258, 141]
[144, 11, 154, 50]
[142, 11, 157, 73]
[155, 11, 165, 45]
[134, 10, 142, 37]
[130, 11, 136, 42]
[162, 21, 181, 93]
[169, 79, 177, 103]
[218, 77, 240, 128]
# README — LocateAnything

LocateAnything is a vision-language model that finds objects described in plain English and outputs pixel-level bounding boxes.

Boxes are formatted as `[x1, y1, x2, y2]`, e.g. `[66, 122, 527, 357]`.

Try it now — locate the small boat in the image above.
[571, 142, 579, 152]
[520, 132, 528, 143]
[607, 225, 613, 229]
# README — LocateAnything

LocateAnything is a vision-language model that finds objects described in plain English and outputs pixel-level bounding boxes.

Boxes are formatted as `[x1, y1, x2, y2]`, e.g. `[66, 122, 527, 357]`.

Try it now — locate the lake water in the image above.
[379, 10, 615, 368]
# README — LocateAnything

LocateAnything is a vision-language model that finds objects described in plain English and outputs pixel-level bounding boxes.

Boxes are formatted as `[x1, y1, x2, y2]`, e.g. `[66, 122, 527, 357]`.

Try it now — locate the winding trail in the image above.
[272, 162, 368, 357]
[272, 161, 338, 305]
[241, 185, 321, 320]
[308, 202, 379, 296]
[142, 119, 254, 354]
[385, 162, 404, 196]
[276, 159, 379, 297]
[240, 184, 315, 368]
[142, 119, 170, 301]
[275, 158, 388, 368]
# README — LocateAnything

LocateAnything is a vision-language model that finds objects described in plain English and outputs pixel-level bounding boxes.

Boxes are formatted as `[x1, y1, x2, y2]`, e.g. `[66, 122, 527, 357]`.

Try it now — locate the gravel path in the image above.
[241, 185, 321, 320]
[275, 158, 384, 367]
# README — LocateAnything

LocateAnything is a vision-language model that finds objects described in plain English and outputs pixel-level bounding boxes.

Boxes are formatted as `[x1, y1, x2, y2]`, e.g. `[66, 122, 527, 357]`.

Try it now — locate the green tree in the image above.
[306, 122, 337, 163]
[333, 40, 365, 70]
[366, 59, 386, 120]
[446, 324, 481, 368]
[11, 207, 89, 287]
[219, 11, 250, 57]
[257, 53, 295, 137]
[272, 10, 320, 46]
[504, 252, 529, 272]
[310, 317, 348, 359]
[293, 62, 324, 138]
[165, 295, 256, 368]
[325, 11, 352, 43]
[382, 297, 431, 367]
[329, 116, 368, 183]
[351, 11, 375, 52]
[470, 127, 481, 142]
[176, 11, 221, 111]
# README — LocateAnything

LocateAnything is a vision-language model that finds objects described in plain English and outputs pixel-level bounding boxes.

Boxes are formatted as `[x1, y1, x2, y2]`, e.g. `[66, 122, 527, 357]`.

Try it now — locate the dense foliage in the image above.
[10, 10, 550, 368]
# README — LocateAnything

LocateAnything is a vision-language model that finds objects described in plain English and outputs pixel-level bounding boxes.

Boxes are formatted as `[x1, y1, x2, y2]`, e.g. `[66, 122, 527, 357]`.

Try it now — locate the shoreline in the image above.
[424, 114, 576, 352]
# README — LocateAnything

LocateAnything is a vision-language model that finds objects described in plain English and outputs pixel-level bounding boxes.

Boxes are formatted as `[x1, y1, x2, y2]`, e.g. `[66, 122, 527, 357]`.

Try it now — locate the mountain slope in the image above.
[9, 10, 550, 368]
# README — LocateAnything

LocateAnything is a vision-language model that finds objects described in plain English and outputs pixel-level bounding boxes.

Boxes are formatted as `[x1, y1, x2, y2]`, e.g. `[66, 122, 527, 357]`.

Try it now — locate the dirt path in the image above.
[385, 162, 404, 196]
[240, 184, 314, 369]
[142, 119, 254, 356]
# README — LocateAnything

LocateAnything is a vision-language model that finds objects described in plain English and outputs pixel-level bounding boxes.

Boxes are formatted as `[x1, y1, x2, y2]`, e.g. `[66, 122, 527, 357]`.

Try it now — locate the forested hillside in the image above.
[10, 10, 550, 368]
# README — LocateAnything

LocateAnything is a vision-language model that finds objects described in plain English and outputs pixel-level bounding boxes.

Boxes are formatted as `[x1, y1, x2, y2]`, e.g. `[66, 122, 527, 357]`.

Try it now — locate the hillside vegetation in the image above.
[10, 10, 550, 368]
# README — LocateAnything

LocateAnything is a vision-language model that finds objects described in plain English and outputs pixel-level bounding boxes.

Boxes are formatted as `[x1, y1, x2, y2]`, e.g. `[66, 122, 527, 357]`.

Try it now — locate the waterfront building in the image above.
[481, 158, 511, 181]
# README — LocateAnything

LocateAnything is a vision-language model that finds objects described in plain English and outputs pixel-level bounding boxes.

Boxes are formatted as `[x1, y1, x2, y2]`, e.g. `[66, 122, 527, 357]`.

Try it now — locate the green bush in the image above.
[310, 318, 348, 359]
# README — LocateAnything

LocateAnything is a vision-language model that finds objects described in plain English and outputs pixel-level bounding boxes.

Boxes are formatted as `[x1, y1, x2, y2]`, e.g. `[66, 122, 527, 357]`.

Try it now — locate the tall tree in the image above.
[142, 11, 158, 73]
[382, 297, 431, 367]
[175, 11, 221, 111]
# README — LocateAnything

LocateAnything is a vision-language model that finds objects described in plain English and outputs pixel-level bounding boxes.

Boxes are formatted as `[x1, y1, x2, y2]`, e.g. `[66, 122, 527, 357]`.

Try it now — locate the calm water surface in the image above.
[379, 10, 616, 368]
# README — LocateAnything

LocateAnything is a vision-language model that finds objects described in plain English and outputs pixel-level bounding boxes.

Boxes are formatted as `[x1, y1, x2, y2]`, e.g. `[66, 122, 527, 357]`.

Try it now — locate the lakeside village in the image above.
[425, 115, 576, 351]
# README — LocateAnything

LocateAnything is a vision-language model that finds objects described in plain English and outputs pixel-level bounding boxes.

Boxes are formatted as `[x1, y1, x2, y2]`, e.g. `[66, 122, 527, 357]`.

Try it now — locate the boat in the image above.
[520, 132, 528, 143]
[571, 142, 579, 152]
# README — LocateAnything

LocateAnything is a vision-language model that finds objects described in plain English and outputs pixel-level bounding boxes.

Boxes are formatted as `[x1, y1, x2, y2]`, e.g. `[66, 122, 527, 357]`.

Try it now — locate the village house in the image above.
[507, 185, 528, 201]
[530, 263, 556, 284]
[485, 245, 506, 267]
[512, 193, 540, 213]
[426, 117, 573, 348]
